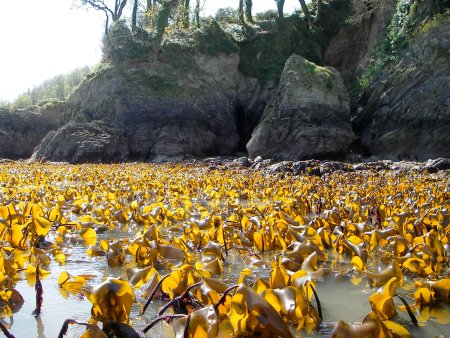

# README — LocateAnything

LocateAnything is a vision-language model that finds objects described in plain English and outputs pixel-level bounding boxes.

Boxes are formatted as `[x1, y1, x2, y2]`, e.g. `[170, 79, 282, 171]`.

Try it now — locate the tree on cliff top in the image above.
[152, 0, 179, 58]
[238, 0, 254, 24]
[77, 0, 128, 34]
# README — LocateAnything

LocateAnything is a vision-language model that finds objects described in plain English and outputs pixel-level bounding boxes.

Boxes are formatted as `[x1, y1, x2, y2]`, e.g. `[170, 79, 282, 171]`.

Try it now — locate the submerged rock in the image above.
[247, 54, 354, 160]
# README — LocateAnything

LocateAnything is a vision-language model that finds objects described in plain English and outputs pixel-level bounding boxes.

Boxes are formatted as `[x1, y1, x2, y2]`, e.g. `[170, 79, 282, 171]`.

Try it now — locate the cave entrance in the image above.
[235, 104, 259, 153]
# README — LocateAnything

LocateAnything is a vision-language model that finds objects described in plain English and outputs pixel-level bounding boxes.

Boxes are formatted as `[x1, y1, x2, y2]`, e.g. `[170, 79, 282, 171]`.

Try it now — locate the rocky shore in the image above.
[0, 1, 448, 164]
[197, 156, 450, 174]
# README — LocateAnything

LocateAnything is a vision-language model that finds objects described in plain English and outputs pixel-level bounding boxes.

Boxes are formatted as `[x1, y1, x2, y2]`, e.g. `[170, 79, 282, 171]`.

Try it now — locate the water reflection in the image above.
[36, 315, 45, 338]
[6, 240, 450, 337]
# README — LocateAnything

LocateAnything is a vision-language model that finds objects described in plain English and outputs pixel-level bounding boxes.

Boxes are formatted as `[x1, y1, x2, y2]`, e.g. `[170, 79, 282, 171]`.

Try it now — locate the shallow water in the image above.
[2, 163, 450, 337]
[6, 240, 450, 337]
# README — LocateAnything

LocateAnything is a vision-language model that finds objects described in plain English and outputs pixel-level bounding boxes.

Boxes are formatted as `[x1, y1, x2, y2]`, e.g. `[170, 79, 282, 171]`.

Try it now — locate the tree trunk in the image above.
[276, 0, 285, 24]
[153, 0, 178, 59]
[298, 0, 312, 26]
[244, 0, 253, 23]
[104, 11, 110, 35]
[195, 0, 200, 28]
[78, 1, 124, 32]
[132, 0, 138, 31]
[314, 0, 322, 23]
[184, 0, 190, 28]
[239, 0, 244, 24]
[113, 0, 128, 21]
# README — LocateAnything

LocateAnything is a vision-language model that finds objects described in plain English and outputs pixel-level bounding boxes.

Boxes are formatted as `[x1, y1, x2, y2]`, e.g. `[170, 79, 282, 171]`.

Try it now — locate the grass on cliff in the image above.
[357, 0, 449, 91]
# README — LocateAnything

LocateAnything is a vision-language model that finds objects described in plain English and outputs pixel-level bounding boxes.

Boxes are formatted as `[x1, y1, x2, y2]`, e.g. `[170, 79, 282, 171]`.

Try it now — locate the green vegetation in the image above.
[11, 0, 437, 111]
[237, 0, 351, 86]
[103, 20, 151, 63]
[237, 16, 313, 84]
[0, 100, 10, 110]
[92, 0, 352, 86]
[215, 7, 240, 24]
[191, 19, 240, 56]
[6, 0, 356, 108]
[12, 94, 33, 110]
[254, 9, 278, 22]
[357, 0, 448, 89]
[294, 57, 336, 91]
[11, 66, 91, 109]
[86, 63, 115, 81]
[415, 10, 450, 37]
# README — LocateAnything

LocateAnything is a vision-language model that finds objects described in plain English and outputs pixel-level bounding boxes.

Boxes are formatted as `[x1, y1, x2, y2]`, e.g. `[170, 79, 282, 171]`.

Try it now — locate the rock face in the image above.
[9, 5, 450, 163]
[35, 52, 241, 162]
[324, 2, 397, 82]
[236, 78, 276, 150]
[30, 122, 129, 163]
[246, 54, 354, 160]
[353, 16, 450, 161]
[0, 102, 64, 159]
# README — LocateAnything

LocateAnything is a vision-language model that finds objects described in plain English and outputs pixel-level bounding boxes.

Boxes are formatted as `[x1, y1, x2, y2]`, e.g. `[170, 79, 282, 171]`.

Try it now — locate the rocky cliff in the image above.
[0, 101, 65, 159]
[3, 0, 448, 163]
[31, 16, 325, 163]
[247, 55, 354, 160]
[353, 10, 450, 160]
[64, 53, 241, 162]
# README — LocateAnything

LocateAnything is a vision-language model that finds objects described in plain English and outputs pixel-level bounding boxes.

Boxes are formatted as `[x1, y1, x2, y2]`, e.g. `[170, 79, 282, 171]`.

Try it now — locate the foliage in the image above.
[11, 94, 33, 110]
[0, 100, 10, 111]
[156, 17, 239, 69]
[0, 162, 449, 336]
[236, 0, 351, 85]
[102, 20, 151, 63]
[10, 66, 91, 109]
[415, 10, 450, 37]
[357, 0, 447, 89]
[238, 15, 321, 85]
[254, 9, 278, 21]
[191, 18, 240, 56]
[142, 3, 159, 28]
[87, 62, 114, 79]
[215, 7, 240, 24]
[76, 0, 354, 86]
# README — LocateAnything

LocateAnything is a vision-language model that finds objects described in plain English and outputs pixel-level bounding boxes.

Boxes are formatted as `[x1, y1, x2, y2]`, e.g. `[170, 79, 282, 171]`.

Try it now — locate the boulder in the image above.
[247, 54, 354, 160]
[0, 102, 63, 159]
[425, 158, 450, 171]
[353, 16, 450, 161]
[31, 121, 129, 163]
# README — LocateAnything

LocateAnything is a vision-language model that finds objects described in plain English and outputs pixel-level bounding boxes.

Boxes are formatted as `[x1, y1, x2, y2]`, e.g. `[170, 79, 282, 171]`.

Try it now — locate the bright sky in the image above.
[0, 0, 302, 102]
